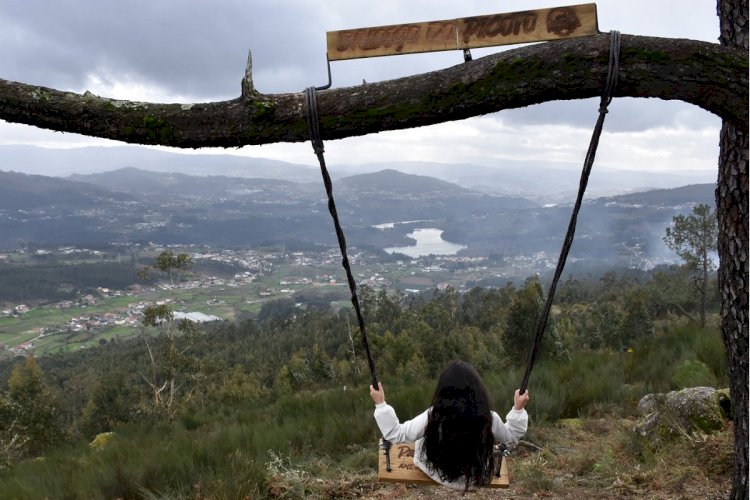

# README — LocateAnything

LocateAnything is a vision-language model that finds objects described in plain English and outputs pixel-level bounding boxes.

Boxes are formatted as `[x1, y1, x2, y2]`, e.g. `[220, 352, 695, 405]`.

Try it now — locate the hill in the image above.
[600, 183, 716, 207]
[68, 167, 319, 199]
[0, 167, 716, 269]
[338, 169, 472, 196]
[0, 144, 319, 181]
[441, 182, 716, 264]
[0, 145, 716, 203]
[340, 160, 715, 203]
[0, 281, 732, 498]
[0, 170, 133, 210]
[332, 169, 537, 227]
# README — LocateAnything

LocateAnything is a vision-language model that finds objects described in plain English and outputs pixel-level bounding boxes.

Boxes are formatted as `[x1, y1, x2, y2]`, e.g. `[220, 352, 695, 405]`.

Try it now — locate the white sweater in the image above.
[374, 402, 528, 490]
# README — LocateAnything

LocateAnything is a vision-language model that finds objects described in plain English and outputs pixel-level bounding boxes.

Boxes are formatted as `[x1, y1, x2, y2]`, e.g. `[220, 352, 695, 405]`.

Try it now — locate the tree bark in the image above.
[717, 1, 749, 499]
[718, 121, 748, 500]
[0, 34, 746, 149]
[701, 229, 709, 328]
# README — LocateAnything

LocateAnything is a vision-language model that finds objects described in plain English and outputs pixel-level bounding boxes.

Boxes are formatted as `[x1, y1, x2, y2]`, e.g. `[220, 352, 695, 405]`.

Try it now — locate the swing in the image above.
[304, 8, 621, 487]
[377, 439, 511, 488]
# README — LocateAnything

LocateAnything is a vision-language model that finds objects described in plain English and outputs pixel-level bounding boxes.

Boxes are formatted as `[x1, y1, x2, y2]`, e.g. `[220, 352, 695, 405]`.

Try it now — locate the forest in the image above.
[0, 264, 731, 498]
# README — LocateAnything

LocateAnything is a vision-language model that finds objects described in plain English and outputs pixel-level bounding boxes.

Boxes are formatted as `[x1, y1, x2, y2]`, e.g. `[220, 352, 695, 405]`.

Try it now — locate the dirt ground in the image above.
[321, 417, 734, 499]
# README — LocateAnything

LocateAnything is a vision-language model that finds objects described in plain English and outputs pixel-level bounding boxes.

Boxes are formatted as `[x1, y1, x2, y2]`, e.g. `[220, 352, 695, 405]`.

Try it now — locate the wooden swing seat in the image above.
[378, 440, 510, 488]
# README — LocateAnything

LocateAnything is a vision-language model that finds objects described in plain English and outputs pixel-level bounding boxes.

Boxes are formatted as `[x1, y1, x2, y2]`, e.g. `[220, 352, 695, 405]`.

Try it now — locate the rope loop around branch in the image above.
[601, 31, 621, 108]
[305, 86, 325, 155]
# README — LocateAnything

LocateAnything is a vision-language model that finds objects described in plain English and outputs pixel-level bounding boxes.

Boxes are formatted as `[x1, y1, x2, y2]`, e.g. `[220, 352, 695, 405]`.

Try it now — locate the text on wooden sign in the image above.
[327, 3, 598, 60]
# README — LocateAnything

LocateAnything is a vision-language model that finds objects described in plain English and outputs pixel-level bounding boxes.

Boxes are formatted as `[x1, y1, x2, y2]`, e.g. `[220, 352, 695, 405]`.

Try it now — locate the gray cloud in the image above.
[0, 0, 329, 98]
[0, 0, 725, 157]
[0, 1, 721, 96]
[499, 98, 722, 132]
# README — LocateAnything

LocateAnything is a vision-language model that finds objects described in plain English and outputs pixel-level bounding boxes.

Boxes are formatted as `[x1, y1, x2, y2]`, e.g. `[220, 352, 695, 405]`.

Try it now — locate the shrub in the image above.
[670, 359, 717, 389]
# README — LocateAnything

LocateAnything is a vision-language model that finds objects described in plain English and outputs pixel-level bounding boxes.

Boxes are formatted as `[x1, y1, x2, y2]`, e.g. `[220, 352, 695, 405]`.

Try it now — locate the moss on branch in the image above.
[0, 34, 746, 149]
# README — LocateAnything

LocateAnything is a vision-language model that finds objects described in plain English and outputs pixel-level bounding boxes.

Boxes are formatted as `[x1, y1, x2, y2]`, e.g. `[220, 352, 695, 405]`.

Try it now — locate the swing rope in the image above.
[304, 30, 620, 398]
[519, 30, 621, 395]
[305, 87, 380, 391]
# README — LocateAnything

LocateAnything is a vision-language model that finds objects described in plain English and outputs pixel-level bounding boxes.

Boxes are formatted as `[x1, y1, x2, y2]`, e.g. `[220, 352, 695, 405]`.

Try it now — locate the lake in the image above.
[384, 228, 467, 258]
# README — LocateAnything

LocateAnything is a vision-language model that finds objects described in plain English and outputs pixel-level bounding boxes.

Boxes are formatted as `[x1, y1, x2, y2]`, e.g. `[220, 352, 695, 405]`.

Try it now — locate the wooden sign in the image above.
[327, 3, 598, 61]
[378, 441, 510, 488]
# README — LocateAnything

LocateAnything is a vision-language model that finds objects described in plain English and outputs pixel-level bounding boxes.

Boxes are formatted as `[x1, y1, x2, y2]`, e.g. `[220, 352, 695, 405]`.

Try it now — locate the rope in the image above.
[305, 86, 380, 390]
[519, 31, 621, 395]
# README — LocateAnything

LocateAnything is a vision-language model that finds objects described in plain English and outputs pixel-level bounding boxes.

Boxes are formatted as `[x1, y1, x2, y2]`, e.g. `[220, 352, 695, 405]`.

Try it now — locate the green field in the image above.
[0, 249, 527, 358]
[0, 269, 336, 355]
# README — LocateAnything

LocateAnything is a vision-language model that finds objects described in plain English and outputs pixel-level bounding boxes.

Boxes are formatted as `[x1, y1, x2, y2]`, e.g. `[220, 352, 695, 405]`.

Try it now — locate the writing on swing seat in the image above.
[377, 440, 510, 488]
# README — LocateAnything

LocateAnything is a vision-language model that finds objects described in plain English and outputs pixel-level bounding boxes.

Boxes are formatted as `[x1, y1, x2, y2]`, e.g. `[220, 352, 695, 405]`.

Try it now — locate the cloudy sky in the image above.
[0, 0, 724, 177]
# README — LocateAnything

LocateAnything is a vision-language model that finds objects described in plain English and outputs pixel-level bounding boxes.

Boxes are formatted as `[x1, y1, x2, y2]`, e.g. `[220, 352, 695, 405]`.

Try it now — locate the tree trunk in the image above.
[716, 1, 749, 499]
[717, 123, 749, 500]
[701, 245, 708, 328]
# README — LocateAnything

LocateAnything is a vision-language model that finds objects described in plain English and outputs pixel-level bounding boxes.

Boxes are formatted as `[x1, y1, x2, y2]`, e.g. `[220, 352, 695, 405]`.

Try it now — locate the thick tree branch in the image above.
[0, 34, 746, 149]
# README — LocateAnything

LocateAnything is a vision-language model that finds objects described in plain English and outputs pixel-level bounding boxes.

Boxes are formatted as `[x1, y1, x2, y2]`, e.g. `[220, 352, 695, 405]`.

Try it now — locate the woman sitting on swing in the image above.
[370, 360, 529, 491]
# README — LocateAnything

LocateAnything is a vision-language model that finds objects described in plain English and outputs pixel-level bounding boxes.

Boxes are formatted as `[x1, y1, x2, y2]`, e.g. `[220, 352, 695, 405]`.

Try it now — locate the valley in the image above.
[0, 242, 572, 357]
[0, 166, 715, 358]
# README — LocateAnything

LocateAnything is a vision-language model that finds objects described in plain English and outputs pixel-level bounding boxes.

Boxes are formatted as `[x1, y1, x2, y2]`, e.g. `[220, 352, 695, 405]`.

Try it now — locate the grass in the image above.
[0, 347, 734, 499]
[0, 281, 733, 498]
[0, 386, 379, 498]
[38, 326, 140, 355]
[3, 409, 728, 499]
[0, 284, 244, 354]
[378, 416, 733, 499]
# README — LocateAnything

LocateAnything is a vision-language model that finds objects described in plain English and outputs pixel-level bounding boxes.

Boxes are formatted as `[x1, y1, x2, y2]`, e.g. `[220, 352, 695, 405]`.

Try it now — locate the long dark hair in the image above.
[421, 360, 495, 490]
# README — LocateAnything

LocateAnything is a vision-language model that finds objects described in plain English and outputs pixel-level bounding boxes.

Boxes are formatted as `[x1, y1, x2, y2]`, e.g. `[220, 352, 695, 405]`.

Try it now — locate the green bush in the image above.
[670, 359, 718, 389]
[0, 420, 268, 498]
[623, 324, 726, 392]
[694, 329, 729, 385]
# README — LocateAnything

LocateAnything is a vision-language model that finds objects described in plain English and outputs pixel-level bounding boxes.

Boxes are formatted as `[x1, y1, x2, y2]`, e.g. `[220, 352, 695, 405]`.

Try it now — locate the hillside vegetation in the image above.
[0, 270, 732, 498]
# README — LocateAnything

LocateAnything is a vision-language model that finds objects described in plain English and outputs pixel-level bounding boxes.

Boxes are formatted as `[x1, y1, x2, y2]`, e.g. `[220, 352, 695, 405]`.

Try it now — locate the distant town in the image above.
[1, 242, 584, 357]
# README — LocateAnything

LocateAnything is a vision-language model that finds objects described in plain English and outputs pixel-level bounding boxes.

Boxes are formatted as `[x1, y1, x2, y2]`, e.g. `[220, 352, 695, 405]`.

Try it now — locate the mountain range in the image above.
[0, 144, 714, 203]
[0, 164, 715, 271]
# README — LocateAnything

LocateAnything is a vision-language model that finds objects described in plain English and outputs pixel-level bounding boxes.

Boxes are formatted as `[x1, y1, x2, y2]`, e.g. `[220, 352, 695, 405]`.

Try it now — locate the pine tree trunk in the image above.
[716, 1, 749, 498]
[717, 121, 749, 500]
[701, 245, 708, 328]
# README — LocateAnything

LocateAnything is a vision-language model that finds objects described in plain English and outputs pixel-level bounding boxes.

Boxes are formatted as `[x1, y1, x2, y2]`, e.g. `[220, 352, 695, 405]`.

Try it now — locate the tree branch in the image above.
[517, 439, 546, 453]
[0, 34, 746, 150]
[668, 301, 698, 324]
